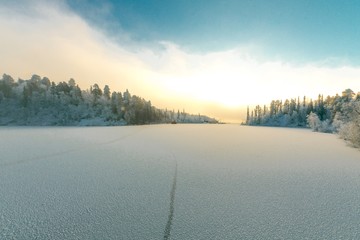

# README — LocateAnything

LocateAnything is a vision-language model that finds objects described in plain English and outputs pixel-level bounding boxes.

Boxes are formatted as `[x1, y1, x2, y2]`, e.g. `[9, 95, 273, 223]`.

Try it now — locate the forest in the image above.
[0, 74, 218, 126]
[246, 89, 360, 148]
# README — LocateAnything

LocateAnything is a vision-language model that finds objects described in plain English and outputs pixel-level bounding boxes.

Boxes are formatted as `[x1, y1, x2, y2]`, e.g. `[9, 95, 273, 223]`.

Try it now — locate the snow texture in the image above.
[1, 125, 360, 239]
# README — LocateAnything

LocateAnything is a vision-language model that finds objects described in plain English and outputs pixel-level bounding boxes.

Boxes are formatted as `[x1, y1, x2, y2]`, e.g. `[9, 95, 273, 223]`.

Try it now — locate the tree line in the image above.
[0, 74, 217, 126]
[246, 89, 360, 148]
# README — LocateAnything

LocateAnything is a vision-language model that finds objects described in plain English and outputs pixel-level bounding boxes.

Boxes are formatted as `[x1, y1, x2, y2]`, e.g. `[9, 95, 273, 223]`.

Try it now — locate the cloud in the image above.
[138, 42, 360, 106]
[1, 1, 360, 122]
[0, 0, 152, 93]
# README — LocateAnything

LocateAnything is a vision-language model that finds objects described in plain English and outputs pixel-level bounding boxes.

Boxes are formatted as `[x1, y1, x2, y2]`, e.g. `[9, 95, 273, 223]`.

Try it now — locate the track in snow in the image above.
[163, 161, 177, 240]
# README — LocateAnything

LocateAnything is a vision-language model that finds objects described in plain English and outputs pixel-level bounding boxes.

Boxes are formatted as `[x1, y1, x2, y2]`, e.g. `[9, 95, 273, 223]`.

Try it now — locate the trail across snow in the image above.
[1, 124, 360, 239]
[164, 161, 177, 240]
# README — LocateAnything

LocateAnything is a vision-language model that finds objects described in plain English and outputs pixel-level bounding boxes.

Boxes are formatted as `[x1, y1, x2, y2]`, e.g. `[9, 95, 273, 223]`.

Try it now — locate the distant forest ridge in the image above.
[246, 89, 360, 148]
[0, 73, 218, 126]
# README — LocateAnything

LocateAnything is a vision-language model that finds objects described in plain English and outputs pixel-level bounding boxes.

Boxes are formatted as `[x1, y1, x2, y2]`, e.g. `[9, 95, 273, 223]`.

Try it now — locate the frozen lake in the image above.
[1, 124, 360, 239]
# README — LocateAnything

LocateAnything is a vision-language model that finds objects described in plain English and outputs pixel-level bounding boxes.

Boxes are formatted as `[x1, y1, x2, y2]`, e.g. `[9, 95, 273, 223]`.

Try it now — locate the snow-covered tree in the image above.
[103, 85, 110, 100]
[247, 89, 360, 147]
[307, 112, 321, 131]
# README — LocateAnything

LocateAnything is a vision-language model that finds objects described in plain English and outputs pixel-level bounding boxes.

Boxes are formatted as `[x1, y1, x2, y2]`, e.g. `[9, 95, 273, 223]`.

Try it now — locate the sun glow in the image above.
[149, 46, 360, 111]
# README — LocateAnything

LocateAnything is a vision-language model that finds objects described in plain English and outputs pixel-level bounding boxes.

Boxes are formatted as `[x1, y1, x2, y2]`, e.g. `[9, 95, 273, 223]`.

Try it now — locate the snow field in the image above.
[1, 125, 360, 239]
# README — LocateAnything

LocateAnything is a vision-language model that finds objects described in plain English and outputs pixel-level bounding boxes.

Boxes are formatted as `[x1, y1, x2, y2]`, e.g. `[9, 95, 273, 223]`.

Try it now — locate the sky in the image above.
[1, 0, 360, 122]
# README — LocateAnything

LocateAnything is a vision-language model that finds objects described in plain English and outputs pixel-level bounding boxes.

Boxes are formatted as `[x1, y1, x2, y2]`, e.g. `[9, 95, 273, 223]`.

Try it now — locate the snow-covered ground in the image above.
[1, 125, 360, 239]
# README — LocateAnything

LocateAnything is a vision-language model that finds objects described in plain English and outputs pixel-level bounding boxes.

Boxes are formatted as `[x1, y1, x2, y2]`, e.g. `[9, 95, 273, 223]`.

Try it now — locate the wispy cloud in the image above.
[140, 42, 360, 106]
[1, 1, 360, 122]
[0, 1, 150, 92]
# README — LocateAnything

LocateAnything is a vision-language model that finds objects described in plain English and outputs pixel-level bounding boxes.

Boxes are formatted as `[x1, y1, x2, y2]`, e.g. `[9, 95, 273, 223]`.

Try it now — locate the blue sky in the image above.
[1, 0, 360, 122]
[68, 0, 360, 65]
